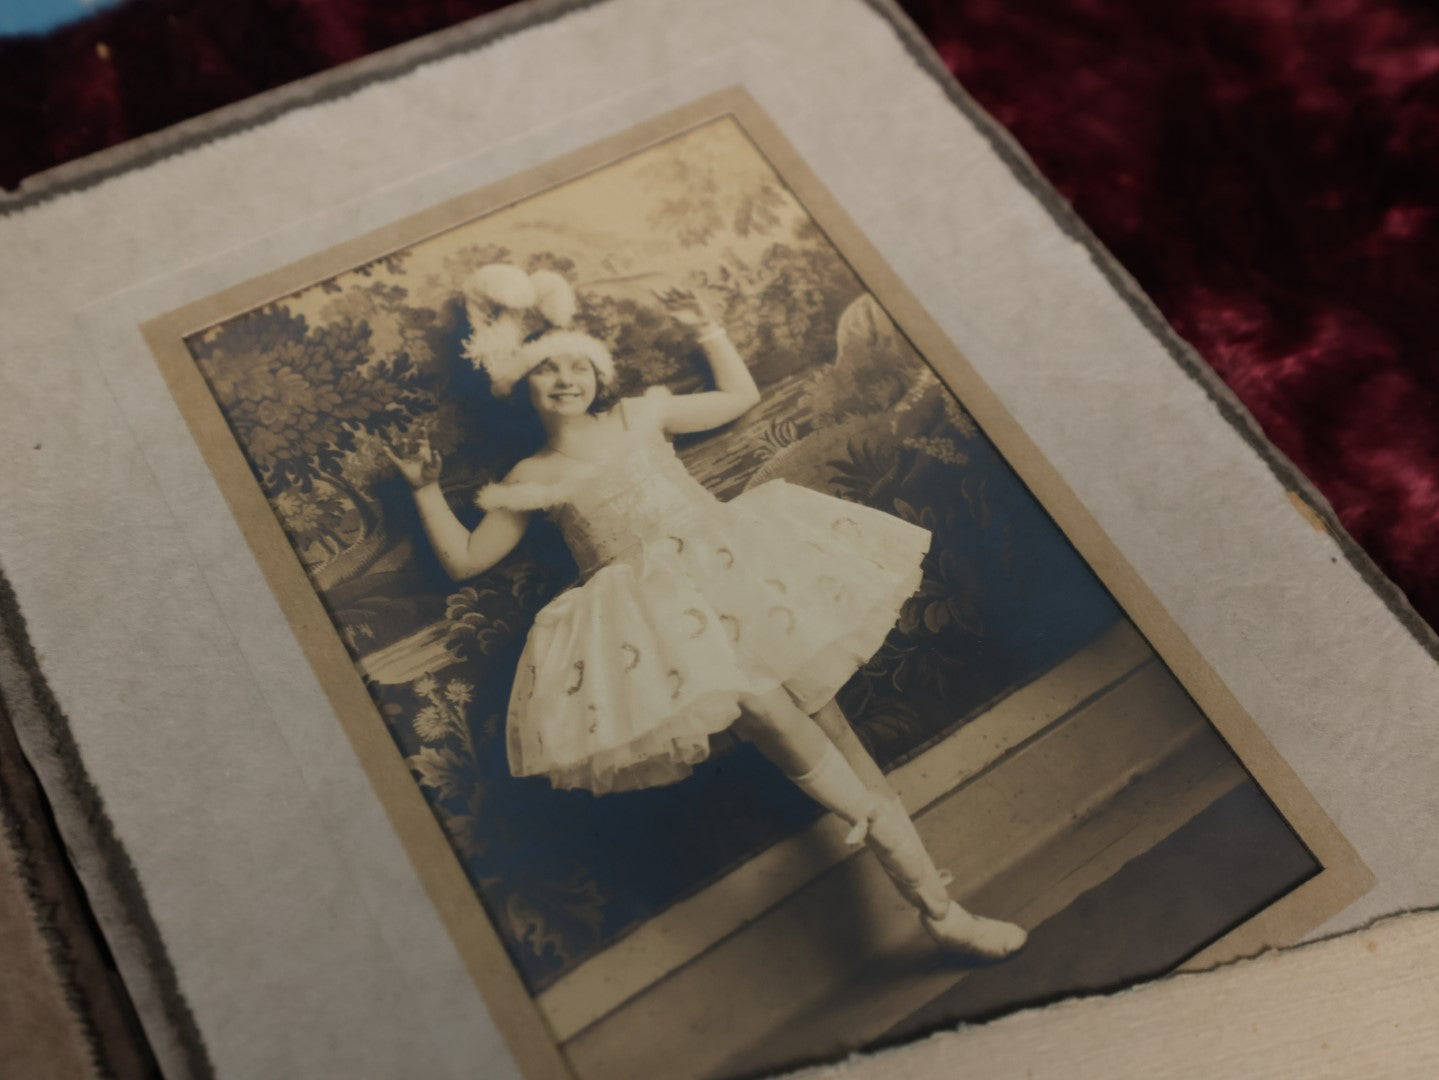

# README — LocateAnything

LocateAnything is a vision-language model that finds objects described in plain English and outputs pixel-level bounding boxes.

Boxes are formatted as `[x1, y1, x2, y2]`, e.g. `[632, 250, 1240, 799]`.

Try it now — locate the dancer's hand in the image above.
[652, 286, 715, 330]
[383, 429, 443, 490]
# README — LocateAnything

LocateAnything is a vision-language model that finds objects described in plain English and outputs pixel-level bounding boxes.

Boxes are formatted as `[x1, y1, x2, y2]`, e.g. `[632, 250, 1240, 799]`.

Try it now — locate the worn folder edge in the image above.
[1, 1, 1435, 1077]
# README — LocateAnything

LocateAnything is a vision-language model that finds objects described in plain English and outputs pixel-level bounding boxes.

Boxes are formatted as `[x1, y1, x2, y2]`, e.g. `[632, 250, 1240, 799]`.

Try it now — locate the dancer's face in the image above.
[526, 354, 597, 418]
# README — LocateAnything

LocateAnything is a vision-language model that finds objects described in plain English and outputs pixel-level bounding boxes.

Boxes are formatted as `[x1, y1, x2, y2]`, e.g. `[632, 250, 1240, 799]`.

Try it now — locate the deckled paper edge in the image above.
[795, 906, 1439, 1079]
[0, 0, 601, 215]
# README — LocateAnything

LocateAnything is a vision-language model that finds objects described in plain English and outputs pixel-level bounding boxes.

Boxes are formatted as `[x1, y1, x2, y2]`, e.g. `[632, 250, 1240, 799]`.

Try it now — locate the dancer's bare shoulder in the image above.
[504, 452, 565, 485]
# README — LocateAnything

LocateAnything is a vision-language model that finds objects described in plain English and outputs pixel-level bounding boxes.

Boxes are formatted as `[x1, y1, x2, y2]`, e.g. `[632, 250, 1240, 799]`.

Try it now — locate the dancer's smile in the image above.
[528, 353, 598, 416]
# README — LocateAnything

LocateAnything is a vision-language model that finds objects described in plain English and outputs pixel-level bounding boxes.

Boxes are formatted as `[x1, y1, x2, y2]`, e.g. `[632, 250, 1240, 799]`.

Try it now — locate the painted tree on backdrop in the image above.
[188, 299, 436, 592]
[689, 221, 865, 386]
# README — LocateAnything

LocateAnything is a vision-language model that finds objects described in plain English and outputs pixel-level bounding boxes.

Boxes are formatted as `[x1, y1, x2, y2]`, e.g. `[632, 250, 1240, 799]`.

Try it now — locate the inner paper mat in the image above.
[1, 1, 1436, 1078]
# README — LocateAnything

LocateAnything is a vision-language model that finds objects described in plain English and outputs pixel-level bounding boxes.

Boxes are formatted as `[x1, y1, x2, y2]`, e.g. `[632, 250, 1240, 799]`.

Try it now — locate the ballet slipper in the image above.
[856, 798, 1028, 960]
[790, 747, 1026, 959]
[918, 870, 1028, 958]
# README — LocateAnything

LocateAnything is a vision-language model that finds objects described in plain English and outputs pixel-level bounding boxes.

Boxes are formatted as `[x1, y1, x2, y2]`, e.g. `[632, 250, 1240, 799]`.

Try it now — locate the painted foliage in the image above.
[186, 119, 1120, 991]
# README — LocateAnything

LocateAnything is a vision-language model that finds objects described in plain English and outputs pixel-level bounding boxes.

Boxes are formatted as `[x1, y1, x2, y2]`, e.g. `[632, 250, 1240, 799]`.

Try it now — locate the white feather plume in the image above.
[462, 308, 523, 371]
[458, 263, 609, 395]
[466, 264, 537, 309]
[530, 269, 578, 327]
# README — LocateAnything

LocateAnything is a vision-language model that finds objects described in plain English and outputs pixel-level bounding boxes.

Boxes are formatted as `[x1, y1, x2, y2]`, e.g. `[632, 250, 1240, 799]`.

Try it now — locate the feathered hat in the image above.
[461, 264, 614, 396]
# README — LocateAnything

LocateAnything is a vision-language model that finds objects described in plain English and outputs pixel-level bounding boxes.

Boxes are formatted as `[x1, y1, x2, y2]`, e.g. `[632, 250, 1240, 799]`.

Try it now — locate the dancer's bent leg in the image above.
[733, 689, 1026, 959]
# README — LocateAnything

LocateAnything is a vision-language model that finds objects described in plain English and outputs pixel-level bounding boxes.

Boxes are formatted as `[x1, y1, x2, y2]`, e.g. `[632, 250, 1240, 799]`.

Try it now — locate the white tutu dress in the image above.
[476, 392, 931, 794]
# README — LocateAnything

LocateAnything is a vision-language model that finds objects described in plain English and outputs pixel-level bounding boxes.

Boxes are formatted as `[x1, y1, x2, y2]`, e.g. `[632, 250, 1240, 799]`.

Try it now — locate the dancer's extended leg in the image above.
[734, 689, 1026, 960]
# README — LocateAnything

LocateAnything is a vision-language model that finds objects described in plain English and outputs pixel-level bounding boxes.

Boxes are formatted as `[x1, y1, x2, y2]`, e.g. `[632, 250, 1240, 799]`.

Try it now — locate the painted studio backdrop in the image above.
[182, 119, 1293, 996]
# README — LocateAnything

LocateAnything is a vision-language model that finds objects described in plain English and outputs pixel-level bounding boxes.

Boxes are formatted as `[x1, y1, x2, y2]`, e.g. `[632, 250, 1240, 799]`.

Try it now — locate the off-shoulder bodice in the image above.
[556, 437, 716, 574]
[485, 394, 934, 796]
[475, 396, 716, 575]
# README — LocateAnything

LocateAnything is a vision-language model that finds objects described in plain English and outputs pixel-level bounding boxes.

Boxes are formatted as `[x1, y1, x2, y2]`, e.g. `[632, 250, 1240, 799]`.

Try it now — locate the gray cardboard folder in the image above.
[1, 2, 1435, 1078]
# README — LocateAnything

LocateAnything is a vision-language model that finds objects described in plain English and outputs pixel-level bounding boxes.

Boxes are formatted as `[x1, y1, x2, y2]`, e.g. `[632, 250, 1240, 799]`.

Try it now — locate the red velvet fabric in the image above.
[903, 0, 1439, 628]
[3, 0, 1436, 628]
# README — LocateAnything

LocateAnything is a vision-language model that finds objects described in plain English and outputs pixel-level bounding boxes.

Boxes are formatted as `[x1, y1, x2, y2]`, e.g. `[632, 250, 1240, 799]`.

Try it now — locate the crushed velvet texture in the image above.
[903, 0, 1439, 628]
[2, 0, 1437, 628]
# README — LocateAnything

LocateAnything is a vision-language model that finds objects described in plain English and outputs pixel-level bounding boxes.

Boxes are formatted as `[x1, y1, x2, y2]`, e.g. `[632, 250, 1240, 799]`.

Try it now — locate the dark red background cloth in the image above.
[3, 0, 1437, 629]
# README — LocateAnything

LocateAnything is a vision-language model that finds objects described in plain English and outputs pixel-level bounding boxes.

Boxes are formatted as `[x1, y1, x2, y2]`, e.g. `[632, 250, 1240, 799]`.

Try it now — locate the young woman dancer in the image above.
[389, 264, 1026, 959]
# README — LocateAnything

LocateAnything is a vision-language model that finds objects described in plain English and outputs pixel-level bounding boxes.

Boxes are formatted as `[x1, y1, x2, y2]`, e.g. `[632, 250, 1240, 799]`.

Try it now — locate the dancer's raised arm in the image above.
[652, 288, 761, 435]
[386, 433, 531, 581]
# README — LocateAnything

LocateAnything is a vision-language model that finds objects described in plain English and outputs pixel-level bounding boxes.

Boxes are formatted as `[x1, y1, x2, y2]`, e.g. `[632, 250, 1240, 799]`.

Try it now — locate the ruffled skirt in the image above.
[506, 480, 930, 794]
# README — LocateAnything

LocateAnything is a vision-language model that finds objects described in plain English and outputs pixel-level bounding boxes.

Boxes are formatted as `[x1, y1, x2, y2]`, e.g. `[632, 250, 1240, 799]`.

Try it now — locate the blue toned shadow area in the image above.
[1, 0, 128, 36]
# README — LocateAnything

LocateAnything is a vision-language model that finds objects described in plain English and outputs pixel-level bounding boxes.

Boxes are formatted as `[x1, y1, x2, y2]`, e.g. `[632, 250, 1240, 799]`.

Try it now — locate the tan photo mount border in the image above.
[140, 86, 1373, 1080]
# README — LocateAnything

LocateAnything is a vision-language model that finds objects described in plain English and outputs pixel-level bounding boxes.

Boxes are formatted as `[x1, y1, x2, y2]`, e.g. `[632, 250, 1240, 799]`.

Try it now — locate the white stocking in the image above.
[788, 743, 1027, 960]
[788, 742, 885, 836]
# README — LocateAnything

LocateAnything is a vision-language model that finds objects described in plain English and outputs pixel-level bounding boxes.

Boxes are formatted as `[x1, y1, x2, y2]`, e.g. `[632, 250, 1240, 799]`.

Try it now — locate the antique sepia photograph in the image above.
[145, 94, 1368, 1080]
